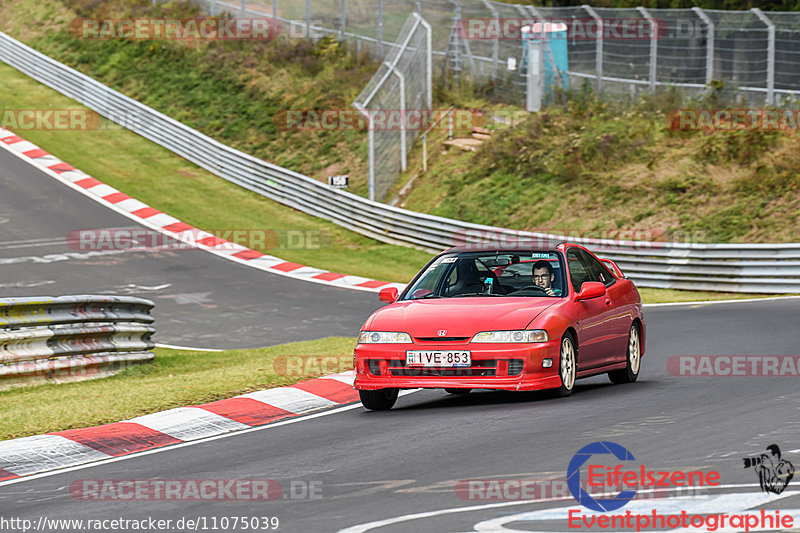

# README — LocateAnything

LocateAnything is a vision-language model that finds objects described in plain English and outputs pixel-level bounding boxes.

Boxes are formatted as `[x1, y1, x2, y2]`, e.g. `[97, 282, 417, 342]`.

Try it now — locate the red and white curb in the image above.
[0, 371, 359, 481]
[0, 127, 407, 293]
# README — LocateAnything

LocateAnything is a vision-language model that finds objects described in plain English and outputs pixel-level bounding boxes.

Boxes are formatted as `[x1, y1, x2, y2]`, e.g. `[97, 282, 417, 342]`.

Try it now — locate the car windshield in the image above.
[402, 250, 566, 300]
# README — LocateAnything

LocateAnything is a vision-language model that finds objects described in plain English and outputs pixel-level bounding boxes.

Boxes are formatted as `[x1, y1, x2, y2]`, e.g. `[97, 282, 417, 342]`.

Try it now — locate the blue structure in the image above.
[521, 22, 569, 95]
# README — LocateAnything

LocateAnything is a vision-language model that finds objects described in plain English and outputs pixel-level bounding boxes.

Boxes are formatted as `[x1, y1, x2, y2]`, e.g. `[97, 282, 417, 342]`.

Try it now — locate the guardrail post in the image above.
[637, 7, 658, 94]
[526, 38, 543, 112]
[752, 8, 775, 106]
[583, 5, 603, 92]
[692, 7, 715, 85]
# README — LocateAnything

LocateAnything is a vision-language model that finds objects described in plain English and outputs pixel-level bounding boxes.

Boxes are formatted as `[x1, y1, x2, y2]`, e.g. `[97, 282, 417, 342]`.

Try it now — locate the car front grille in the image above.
[414, 337, 470, 342]
[386, 359, 497, 377]
[508, 359, 524, 376]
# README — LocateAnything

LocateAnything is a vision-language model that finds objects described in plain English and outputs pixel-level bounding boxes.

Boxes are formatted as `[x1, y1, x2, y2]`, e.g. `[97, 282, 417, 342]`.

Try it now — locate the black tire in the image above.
[555, 333, 577, 397]
[444, 388, 472, 395]
[359, 388, 399, 411]
[609, 323, 641, 384]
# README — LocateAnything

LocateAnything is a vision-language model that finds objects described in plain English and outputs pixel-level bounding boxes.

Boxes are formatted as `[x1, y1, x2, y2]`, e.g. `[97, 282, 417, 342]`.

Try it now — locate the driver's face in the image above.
[533, 267, 553, 289]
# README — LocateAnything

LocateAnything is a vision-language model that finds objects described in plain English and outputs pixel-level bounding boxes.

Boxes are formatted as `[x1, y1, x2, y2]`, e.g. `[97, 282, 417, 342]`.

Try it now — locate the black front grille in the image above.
[389, 368, 497, 377]
[388, 360, 497, 368]
[508, 359, 524, 376]
[414, 337, 470, 342]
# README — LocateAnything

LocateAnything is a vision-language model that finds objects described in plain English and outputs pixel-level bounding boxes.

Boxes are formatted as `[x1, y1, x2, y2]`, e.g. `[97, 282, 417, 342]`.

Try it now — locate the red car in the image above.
[354, 242, 645, 410]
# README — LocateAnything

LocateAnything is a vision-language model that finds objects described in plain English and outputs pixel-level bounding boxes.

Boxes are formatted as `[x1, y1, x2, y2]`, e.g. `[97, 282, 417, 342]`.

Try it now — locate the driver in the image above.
[532, 260, 561, 296]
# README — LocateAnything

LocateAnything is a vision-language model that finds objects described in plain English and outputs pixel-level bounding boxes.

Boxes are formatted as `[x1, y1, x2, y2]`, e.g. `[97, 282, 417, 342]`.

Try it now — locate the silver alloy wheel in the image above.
[560, 337, 576, 390]
[629, 326, 641, 374]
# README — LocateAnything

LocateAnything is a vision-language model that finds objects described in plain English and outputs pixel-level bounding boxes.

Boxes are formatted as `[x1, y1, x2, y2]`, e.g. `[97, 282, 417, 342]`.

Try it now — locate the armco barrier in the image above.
[0, 31, 798, 293]
[0, 295, 155, 388]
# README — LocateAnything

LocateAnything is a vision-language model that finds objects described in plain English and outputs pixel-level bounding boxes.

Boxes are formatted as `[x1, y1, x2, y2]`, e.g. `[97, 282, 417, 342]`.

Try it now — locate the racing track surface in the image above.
[1, 297, 798, 530]
[0, 147, 382, 349]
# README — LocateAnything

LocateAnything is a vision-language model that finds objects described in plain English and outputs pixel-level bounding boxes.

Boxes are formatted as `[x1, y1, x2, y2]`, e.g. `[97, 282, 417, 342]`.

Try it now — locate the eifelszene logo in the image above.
[744, 444, 795, 495]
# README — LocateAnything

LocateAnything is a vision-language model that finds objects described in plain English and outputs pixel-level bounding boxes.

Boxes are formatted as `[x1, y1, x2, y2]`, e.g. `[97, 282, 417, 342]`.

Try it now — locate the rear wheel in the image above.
[444, 388, 471, 395]
[556, 334, 576, 397]
[609, 323, 641, 384]
[359, 388, 399, 411]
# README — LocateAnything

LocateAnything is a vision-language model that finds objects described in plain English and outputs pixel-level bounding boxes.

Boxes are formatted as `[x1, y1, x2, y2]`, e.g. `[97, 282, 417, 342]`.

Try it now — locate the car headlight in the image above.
[471, 330, 549, 343]
[358, 331, 413, 344]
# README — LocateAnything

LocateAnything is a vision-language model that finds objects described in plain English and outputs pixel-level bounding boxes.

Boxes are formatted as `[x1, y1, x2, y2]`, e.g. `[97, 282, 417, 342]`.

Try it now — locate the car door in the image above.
[576, 249, 631, 367]
[567, 248, 609, 370]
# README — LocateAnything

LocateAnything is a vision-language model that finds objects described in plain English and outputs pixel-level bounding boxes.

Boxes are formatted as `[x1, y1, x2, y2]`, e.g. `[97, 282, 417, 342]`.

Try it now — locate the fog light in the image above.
[542, 358, 553, 368]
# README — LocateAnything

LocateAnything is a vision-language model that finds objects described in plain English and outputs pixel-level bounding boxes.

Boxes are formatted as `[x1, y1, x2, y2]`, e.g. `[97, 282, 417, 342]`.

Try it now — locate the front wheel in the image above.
[609, 323, 641, 384]
[359, 388, 399, 410]
[555, 334, 577, 397]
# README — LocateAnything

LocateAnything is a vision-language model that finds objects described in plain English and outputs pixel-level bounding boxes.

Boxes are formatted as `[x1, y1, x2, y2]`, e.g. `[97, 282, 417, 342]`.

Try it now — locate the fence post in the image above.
[637, 7, 657, 94]
[240, 0, 246, 16]
[385, 63, 407, 172]
[583, 5, 603, 92]
[305, 0, 310, 38]
[480, 0, 499, 81]
[273, 0, 277, 20]
[416, 13, 433, 109]
[526, 38, 543, 112]
[692, 7, 714, 85]
[340, 0, 346, 37]
[377, 0, 384, 56]
[752, 8, 775, 106]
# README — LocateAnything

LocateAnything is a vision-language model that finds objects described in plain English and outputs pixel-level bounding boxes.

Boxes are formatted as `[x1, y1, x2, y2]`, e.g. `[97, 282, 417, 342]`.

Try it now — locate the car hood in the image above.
[365, 298, 557, 337]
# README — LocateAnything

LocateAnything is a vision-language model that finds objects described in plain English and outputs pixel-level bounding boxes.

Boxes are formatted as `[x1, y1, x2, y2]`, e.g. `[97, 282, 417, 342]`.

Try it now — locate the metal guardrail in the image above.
[0, 31, 798, 293]
[0, 295, 155, 387]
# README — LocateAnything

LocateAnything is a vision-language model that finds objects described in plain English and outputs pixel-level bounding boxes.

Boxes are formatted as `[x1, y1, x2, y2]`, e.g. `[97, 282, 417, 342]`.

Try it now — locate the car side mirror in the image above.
[575, 281, 606, 301]
[378, 287, 399, 303]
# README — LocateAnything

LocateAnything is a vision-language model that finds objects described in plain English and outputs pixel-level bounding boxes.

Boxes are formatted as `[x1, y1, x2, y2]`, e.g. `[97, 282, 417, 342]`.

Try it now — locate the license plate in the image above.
[406, 350, 471, 367]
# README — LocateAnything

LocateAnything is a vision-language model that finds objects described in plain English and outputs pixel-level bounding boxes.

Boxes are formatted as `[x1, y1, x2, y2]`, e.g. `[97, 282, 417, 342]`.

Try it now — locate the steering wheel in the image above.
[517, 285, 548, 294]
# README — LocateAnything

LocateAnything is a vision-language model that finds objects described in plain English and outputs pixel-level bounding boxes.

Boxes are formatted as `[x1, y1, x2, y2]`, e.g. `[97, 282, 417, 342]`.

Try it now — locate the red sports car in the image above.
[354, 242, 645, 410]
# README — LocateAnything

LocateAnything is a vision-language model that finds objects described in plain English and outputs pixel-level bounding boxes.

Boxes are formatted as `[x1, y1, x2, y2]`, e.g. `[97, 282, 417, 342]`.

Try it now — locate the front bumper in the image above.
[353, 340, 562, 391]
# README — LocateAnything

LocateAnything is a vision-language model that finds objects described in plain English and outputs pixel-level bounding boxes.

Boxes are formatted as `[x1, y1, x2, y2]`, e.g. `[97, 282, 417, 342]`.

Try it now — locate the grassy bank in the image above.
[0, 337, 355, 440]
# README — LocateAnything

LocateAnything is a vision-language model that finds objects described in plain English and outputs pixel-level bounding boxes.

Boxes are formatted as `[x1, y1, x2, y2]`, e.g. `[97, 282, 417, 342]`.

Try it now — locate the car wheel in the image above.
[556, 333, 576, 397]
[359, 388, 399, 410]
[444, 388, 471, 395]
[609, 323, 641, 384]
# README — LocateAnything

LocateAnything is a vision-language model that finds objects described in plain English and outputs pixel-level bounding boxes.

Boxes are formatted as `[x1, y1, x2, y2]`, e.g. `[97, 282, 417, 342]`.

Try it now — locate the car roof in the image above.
[445, 240, 566, 254]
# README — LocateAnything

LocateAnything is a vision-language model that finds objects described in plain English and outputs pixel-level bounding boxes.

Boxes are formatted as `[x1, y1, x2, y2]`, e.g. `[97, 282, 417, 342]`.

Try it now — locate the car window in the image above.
[577, 249, 616, 287]
[567, 249, 591, 292]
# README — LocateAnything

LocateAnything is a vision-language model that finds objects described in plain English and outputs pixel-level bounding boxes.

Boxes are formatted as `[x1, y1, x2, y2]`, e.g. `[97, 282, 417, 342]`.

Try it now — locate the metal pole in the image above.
[422, 134, 427, 172]
[272, 0, 277, 20]
[377, 0, 384, 57]
[385, 62, 407, 172]
[340, 0, 346, 38]
[240, 0, 246, 16]
[637, 7, 658, 94]
[583, 5, 603, 92]
[692, 7, 714, 85]
[305, 0, 310, 38]
[752, 8, 775, 106]
[526, 38, 542, 112]
[416, 14, 433, 109]
[480, 0, 499, 81]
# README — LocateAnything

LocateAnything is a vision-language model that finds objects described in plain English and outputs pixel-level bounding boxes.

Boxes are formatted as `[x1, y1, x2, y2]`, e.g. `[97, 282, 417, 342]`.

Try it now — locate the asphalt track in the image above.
[2, 140, 800, 531]
[0, 140, 800, 532]
[0, 297, 799, 531]
[0, 147, 382, 349]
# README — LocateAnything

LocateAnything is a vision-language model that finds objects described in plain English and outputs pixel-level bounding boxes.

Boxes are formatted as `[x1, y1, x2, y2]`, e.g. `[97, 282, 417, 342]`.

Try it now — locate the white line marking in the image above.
[154, 343, 224, 352]
[644, 295, 800, 308]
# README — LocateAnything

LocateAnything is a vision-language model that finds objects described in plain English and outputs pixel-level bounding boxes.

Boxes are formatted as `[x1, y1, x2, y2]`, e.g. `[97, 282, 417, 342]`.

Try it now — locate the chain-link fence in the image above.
[353, 12, 432, 201]
[198, 0, 800, 106]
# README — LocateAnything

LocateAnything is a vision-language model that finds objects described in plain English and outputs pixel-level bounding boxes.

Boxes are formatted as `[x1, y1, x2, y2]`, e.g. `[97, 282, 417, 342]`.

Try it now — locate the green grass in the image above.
[0, 337, 356, 440]
[0, 62, 432, 282]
